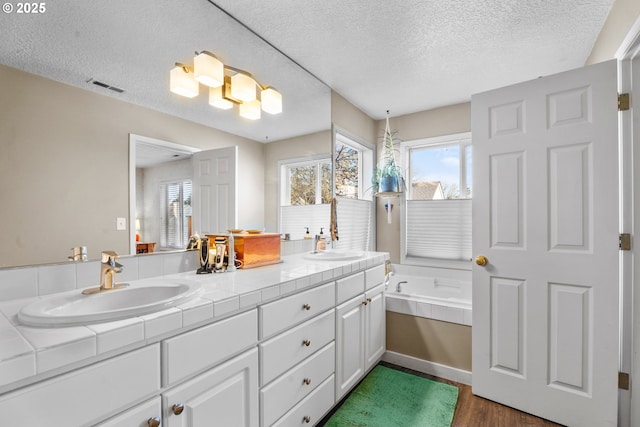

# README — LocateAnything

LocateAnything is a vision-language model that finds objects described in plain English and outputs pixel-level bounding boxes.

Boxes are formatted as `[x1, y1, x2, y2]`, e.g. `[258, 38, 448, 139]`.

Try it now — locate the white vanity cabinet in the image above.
[0, 344, 161, 426]
[259, 282, 337, 426]
[162, 348, 259, 427]
[335, 266, 386, 400]
[95, 397, 162, 427]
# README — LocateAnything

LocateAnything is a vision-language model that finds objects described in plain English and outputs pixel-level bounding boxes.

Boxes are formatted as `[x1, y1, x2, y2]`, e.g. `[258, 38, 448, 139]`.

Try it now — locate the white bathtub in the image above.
[385, 268, 472, 326]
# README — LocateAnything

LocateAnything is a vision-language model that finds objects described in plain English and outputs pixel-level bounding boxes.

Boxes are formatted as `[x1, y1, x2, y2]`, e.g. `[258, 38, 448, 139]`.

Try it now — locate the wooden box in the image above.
[206, 233, 281, 269]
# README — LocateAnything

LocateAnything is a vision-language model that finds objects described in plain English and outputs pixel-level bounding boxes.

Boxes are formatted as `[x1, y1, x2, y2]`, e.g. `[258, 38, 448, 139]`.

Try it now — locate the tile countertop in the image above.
[0, 251, 388, 394]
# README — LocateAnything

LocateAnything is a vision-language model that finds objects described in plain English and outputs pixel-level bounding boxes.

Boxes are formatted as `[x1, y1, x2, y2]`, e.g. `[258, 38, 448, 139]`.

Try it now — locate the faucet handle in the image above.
[101, 250, 119, 264]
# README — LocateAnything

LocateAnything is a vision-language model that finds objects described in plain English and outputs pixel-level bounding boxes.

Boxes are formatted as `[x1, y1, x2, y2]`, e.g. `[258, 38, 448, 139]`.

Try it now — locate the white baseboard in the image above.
[382, 351, 472, 386]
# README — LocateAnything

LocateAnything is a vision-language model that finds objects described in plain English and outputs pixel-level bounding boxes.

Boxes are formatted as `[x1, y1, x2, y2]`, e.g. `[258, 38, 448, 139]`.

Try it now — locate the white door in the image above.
[471, 60, 619, 426]
[192, 146, 237, 234]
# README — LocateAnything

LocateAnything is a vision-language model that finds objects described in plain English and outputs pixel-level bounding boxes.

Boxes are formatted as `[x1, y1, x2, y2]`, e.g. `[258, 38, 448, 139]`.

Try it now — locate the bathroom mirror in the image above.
[0, 0, 331, 268]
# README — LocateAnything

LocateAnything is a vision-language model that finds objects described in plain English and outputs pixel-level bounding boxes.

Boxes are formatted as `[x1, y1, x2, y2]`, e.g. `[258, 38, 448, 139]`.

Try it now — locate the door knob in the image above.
[475, 255, 488, 266]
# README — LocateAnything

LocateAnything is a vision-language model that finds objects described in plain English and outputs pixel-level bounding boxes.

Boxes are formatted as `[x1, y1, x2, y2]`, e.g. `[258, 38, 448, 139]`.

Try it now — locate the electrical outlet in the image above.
[116, 217, 127, 231]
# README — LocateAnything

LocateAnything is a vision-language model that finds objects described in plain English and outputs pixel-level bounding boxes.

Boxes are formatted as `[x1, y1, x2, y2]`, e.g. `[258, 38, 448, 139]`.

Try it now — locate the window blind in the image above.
[406, 199, 471, 261]
[333, 197, 372, 251]
[280, 204, 331, 240]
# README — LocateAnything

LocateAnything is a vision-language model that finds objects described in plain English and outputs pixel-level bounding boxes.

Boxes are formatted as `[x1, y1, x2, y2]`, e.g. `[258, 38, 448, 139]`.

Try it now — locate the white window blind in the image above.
[333, 197, 372, 251]
[406, 199, 471, 261]
[280, 204, 330, 240]
[160, 180, 191, 249]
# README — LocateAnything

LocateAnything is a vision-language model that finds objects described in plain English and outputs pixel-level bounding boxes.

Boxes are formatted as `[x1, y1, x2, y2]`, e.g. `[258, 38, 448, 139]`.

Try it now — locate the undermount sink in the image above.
[303, 250, 365, 261]
[18, 283, 198, 327]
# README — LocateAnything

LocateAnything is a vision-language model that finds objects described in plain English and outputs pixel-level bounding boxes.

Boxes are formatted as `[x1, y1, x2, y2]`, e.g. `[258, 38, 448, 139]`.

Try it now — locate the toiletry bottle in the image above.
[304, 227, 311, 239]
[316, 228, 326, 252]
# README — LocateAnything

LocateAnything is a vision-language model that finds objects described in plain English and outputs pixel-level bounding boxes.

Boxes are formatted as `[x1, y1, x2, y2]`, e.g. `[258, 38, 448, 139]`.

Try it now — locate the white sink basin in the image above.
[18, 283, 198, 327]
[303, 250, 365, 261]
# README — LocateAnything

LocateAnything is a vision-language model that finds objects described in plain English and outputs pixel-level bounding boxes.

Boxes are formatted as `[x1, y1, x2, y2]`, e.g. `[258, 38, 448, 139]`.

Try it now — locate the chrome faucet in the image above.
[82, 250, 128, 294]
[396, 280, 408, 293]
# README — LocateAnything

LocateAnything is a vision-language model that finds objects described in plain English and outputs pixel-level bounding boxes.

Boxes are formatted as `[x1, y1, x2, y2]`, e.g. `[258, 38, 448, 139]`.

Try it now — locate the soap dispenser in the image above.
[316, 228, 326, 252]
[304, 227, 311, 239]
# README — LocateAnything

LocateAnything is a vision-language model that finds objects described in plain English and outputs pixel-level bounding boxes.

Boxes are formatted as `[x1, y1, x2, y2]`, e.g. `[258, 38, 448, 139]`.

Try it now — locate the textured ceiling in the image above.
[0, 0, 614, 142]
[212, 0, 614, 119]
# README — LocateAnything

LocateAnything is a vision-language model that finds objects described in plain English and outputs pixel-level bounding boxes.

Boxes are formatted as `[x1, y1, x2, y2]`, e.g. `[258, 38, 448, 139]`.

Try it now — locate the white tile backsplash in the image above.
[37, 264, 76, 296]
[386, 294, 472, 327]
[0, 268, 38, 300]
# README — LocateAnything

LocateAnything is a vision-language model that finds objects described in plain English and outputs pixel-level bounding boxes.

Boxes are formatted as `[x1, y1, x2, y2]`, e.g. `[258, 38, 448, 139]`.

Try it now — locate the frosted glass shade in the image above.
[261, 87, 282, 114]
[231, 72, 257, 102]
[209, 86, 233, 110]
[170, 65, 199, 98]
[239, 99, 261, 120]
[194, 52, 224, 88]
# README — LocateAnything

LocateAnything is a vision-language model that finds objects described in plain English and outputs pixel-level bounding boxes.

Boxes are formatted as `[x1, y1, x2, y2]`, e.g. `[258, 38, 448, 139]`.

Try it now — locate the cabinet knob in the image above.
[367, 298, 372, 303]
[147, 417, 161, 427]
[303, 415, 311, 423]
[303, 377, 311, 385]
[303, 339, 311, 347]
[362, 300, 368, 306]
[303, 303, 311, 311]
[171, 403, 184, 415]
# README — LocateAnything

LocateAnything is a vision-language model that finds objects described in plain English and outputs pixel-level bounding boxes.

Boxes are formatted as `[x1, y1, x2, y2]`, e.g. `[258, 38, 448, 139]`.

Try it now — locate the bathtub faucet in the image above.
[396, 281, 408, 293]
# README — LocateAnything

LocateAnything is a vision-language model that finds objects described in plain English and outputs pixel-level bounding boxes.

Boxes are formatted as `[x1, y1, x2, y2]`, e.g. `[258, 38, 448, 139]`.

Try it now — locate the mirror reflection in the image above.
[0, 0, 331, 268]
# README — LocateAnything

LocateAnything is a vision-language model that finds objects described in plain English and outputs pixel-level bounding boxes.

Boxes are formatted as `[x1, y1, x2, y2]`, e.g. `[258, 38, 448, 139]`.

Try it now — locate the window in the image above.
[335, 132, 374, 200]
[282, 159, 332, 206]
[402, 133, 472, 267]
[160, 180, 192, 249]
[280, 157, 331, 240]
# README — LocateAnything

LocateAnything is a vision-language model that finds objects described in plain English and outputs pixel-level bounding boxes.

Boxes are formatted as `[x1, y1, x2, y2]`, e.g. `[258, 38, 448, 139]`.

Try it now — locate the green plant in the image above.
[373, 113, 404, 193]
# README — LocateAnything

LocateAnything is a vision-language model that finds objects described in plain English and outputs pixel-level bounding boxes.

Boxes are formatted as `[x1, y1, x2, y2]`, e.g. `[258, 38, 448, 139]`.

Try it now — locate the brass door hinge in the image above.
[619, 233, 631, 251]
[618, 93, 630, 111]
[619, 372, 630, 390]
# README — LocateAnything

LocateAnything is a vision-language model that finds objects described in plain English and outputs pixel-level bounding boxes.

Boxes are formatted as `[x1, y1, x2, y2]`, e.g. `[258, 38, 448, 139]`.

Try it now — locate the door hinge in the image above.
[618, 93, 630, 111]
[619, 372, 630, 390]
[619, 233, 631, 251]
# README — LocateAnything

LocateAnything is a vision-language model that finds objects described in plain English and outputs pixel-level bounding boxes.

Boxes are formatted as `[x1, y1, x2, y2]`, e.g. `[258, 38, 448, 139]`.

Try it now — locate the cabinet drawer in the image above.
[260, 309, 334, 385]
[260, 282, 335, 339]
[365, 264, 385, 290]
[162, 309, 257, 386]
[95, 396, 162, 427]
[0, 344, 160, 427]
[271, 375, 335, 427]
[336, 272, 364, 304]
[261, 342, 335, 427]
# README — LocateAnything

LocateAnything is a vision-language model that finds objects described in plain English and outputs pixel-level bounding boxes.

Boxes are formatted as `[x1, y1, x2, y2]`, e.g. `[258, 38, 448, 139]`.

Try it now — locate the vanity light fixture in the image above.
[170, 50, 282, 120]
[194, 51, 224, 88]
[169, 63, 199, 98]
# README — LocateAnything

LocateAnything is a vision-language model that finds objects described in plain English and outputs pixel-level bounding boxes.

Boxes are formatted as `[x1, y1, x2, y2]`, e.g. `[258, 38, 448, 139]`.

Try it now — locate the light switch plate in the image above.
[116, 217, 127, 230]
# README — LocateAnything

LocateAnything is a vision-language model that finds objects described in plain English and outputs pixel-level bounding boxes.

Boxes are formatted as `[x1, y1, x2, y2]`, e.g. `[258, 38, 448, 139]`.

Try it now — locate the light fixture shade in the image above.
[209, 86, 233, 110]
[261, 87, 282, 114]
[170, 65, 199, 98]
[194, 52, 224, 88]
[239, 99, 261, 120]
[231, 72, 257, 102]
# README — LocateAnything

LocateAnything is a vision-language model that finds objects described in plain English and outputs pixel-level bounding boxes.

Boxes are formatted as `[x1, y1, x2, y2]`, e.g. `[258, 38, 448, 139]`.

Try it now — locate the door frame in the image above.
[128, 134, 200, 255]
[616, 16, 640, 427]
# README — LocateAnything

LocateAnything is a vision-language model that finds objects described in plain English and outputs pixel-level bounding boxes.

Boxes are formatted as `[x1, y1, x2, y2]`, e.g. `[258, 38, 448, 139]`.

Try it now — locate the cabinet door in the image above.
[95, 397, 162, 427]
[335, 295, 365, 400]
[163, 348, 258, 427]
[365, 285, 385, 370]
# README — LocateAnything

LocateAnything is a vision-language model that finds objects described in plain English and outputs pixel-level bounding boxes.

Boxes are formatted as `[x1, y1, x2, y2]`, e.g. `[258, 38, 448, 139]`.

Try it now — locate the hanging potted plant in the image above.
[374, 111, 404, 194]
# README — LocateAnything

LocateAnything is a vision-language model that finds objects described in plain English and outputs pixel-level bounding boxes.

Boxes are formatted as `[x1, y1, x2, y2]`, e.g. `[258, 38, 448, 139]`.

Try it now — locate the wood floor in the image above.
[318, 361, 564, 427]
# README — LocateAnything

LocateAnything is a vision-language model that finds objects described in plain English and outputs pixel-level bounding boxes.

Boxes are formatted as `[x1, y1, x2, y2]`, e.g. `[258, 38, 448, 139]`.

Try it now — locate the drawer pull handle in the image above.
[303, 415, 311, 423]
[303, 377, 311, 385]
[172, 403, 185, 415]
[303, 339, 311, 347]
[303, 303, 311, 310]
[147, 418, 161, 427]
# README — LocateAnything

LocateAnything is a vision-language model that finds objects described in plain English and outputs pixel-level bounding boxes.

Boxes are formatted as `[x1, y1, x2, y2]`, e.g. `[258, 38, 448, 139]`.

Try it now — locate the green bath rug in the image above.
[325, 365, 459, 427]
